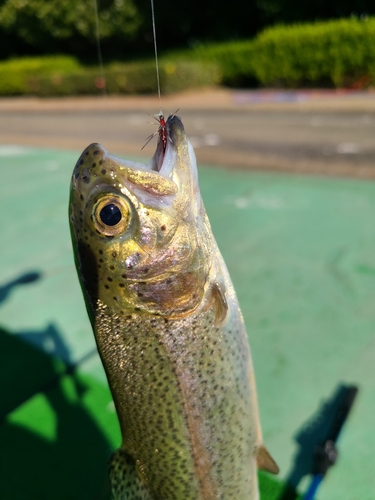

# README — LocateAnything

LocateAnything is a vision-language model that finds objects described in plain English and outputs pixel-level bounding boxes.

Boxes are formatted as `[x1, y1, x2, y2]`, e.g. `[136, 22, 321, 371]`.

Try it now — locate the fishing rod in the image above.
[303, 385, 358, 500]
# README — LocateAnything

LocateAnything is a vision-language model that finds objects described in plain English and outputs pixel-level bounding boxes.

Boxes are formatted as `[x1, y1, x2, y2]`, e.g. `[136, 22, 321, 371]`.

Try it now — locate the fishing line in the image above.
[93, 0, 107, 96]
[150, 0, 162, 114]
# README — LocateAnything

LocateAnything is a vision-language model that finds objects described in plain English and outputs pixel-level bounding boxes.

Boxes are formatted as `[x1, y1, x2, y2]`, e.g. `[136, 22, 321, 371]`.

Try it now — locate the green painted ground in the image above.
[1, 144, 374, 499]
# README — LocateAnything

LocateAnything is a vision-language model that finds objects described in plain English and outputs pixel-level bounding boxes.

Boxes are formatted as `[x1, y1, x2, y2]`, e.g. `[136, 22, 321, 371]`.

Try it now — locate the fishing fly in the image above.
[142, 109, 179, 154]
[141, 112, 167, 152]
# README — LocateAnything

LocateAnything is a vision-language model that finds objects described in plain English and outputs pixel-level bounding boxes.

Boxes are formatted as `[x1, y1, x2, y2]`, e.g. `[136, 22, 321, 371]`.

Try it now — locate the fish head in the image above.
[69, 115, 212, 320]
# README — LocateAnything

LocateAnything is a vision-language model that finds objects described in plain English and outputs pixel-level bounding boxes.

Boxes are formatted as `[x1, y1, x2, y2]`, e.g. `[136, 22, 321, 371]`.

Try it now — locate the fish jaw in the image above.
[69, 115, 213, 320]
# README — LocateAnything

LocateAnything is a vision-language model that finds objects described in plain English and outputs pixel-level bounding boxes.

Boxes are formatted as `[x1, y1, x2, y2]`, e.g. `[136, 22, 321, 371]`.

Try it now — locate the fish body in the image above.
[69, 115, 278, 500]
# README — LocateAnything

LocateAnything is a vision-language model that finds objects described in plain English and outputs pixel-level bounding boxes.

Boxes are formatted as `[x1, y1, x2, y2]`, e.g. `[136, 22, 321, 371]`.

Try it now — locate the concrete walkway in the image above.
[2, 89, 375, 179]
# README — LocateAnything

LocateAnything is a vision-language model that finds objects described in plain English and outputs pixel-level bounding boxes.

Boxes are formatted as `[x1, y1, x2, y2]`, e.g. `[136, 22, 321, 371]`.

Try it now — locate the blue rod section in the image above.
[304, 474, 323, 500]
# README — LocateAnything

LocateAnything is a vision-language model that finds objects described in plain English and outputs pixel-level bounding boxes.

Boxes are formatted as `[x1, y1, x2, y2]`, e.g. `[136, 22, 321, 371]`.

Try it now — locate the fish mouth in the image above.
[87, 114, 187, 196]
[72, 114, 193, 207]
[147, 114, 184, 176]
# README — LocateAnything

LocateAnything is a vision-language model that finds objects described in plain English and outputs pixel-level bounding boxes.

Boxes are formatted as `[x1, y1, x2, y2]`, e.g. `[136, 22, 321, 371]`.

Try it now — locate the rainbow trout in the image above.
[69, 114, 278, 500]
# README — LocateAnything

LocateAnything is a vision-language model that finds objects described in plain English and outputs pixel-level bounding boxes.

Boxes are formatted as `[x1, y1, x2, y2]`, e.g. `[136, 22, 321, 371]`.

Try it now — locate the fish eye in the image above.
[100, 204, 122, 226]
[92, 195, 131, 236]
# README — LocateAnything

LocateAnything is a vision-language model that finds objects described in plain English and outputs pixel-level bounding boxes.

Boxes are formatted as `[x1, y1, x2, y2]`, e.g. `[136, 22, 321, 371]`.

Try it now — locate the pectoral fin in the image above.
[256, 445, 279, 475]
[208, 282, 228, 326]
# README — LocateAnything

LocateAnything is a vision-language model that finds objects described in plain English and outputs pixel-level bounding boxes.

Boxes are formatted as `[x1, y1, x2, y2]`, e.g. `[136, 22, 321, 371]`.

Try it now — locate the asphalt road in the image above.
[1, 89, 375, 178]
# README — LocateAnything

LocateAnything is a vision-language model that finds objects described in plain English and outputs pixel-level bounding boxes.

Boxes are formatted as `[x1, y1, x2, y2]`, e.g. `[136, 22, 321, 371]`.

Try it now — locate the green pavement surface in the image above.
[1, 144, 374, 499]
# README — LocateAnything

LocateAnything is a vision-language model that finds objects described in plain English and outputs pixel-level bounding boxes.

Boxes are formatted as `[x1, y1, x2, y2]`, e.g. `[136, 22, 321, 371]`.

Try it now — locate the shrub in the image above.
[251, 17, 375, 87]
[0, 55, 80, 95]
[185, 41, 256, 86]
[3, 17, 375, 95]
[36, 60, 220, 97]
[0, 56, 220, 96]
[104, 59, 220, 94]
[174, 17, 375, 88]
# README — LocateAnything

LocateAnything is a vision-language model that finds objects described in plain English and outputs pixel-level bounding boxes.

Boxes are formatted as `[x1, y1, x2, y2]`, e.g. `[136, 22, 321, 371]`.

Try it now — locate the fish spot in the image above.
[99, 258, 103, 263]
[107, 277, 113, 282]
[121, 273, 127, 279]
[80, 194, 84, 201]
[79, 159, 84, 165]
[101, 169, 106, 175]
[99, 159, 103, 165]
[85, 151, 89, 156]
[92, 162, 96, 168]
[82, 169, 90, 183]
[104, 284, 109, 289]
[160, 225, 166, 231]
[93, 149, 100, 156]
[119, 283, 124, 287]
[137, 292, 143, 297]
[99, 249, 103, 255]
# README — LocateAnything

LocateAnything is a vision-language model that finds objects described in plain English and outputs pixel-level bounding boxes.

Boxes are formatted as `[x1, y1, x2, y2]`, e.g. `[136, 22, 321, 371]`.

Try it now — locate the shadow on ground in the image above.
[0, 272, 112, 500]
[278, 384, 356, 500]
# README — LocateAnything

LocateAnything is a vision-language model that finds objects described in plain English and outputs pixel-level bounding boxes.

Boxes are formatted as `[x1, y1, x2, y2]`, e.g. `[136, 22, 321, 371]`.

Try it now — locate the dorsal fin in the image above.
[256, 445, 279, 474]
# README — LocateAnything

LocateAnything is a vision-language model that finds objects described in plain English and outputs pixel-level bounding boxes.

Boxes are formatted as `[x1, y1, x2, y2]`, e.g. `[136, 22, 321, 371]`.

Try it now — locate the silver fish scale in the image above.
[95, 300, 256, 500]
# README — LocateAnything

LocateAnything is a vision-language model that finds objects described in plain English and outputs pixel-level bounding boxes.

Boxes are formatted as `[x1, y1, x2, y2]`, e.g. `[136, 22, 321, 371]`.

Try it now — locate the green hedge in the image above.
[0, 55, 81, 95]
[178, 41, 255, 86]
[2, 17, 375, 95]
[251, 17, 375, 87]
[187, 17, 375, 88]
[0, 56, 220, 96]
[105, 59, 221, 95]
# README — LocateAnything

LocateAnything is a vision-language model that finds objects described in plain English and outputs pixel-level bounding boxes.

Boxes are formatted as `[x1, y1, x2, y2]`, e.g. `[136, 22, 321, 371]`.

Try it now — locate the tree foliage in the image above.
[138, 0, 375, 50]
[256, 0, 375, 25]
[1, 0, 375, 60]
[0, 0, 141, 57]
